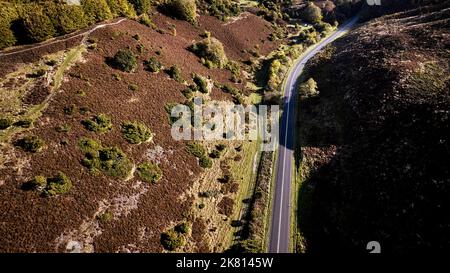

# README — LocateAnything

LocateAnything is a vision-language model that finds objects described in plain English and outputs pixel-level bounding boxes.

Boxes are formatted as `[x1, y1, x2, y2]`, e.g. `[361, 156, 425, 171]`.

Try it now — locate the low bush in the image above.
[137, 162, 163, 183]
[13, 118, 33, 128]
[0, 118, 13, 130]
[175, 222, 190, 234]
[45, 172, 72, 196]
[145, 57, 162, 73]
[15, 135, 45, 153]
[79, 138, 133, 179]
[161, 229, 185, 251]
[110, 49, 137, 72]
[190, 37, 228, 68]
[121, 121, 152, 144]
[199, 156, 213, 168]
[28, 172, 72, 196]
[193, 74, 210, 93]
[82, 114, 113, 133]
[166, 65, 184, 82]
[204, 0, 241, 21]
[55, 124, 71, 133]
[128, 84, 139, 91]
[209, 149, 221, 159]
[186, 142, 206, 158]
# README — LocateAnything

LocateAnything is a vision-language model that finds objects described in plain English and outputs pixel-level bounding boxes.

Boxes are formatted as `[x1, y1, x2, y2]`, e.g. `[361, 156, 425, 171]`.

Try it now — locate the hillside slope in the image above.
[0, 12, 280, 252]
[296, 1, 450, 253]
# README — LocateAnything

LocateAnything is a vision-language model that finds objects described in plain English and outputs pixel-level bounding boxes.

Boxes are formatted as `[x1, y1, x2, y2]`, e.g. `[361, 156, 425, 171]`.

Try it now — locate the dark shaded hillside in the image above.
[296, 1, 450, 253]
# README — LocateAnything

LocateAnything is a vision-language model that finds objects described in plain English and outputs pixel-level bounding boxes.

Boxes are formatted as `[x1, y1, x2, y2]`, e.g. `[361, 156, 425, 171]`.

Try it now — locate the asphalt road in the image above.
[268, 17, 359, 253]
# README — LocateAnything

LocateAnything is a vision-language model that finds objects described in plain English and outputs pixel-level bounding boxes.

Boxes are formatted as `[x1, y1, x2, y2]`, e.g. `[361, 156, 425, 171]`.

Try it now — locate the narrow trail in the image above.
[0, 18, 127, 57]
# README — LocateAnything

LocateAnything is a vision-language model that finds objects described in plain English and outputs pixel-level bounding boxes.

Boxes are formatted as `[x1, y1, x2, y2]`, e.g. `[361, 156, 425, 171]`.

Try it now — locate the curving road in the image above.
[268, 17, 359, 253]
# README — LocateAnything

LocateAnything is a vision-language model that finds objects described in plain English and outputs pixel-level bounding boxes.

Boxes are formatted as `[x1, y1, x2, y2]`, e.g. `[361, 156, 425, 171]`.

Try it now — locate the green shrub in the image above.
[0, 118, 13, 130]
[161, 229, 185, 251]
[99, 211, 113, 222]
[82, 113, 113, 133]
[107, 0, 137, 18]
[129, 0, 152, 15]
[209, 149, 221, 159]
[139, 13, 157, 29]
[164, 0, 197, 23]
[137, 162, 163, 183]
[166, 65, 184, 82]
[30, 175, 47, 189]
[145, 57, 162, 73]
[45, 172, 72, 196]
[121, 121, 152, 144]
[175, 222, 190, 234]
[298, 78, 319, 98]
[190, 37, 228, 68]
[28, 172, 72, 196]
[79, 138, 133, 179]
[225, 61, 240, 77]
[199, 156, 213, 168]
[193, 74, 210, 93]
[186, 142, 206, 158]
[110, 49, 137, 72]
[205, 0, 241, 21]
[301, 2, 323, 24]
[15, 135, 45, 153]
[55, 124, 71, 133]
[64, 104, 77, 115]
[81, 0, 113, 24]
[13, 119, 33, 128]
[181, 87, 194, 99]
[129, 84, 139, 91]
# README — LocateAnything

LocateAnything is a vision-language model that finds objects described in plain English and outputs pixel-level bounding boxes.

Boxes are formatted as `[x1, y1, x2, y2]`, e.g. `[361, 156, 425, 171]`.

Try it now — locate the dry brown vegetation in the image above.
[0, 12, 281, 252]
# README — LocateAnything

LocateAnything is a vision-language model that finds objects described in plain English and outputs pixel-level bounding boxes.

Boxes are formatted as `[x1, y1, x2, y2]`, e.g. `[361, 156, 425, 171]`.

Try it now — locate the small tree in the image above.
[22, 11, 56, 43]
[107, 0, 137, 18]
[81, 0, 113, 24]
[145, 57, 162, 73]
[298, 78, 319, 98]
[0, 19, 16, 49]
[301, 2, 323, 24]
[190, 37, 228, 68]
[110, 49, 137, 72]
[164, 0, 197, 23]
[129, 0, 152, 15]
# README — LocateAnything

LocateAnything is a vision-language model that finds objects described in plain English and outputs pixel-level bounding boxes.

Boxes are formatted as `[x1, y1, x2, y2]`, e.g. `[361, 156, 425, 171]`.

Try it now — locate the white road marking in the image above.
[272, 16, 359, 253]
